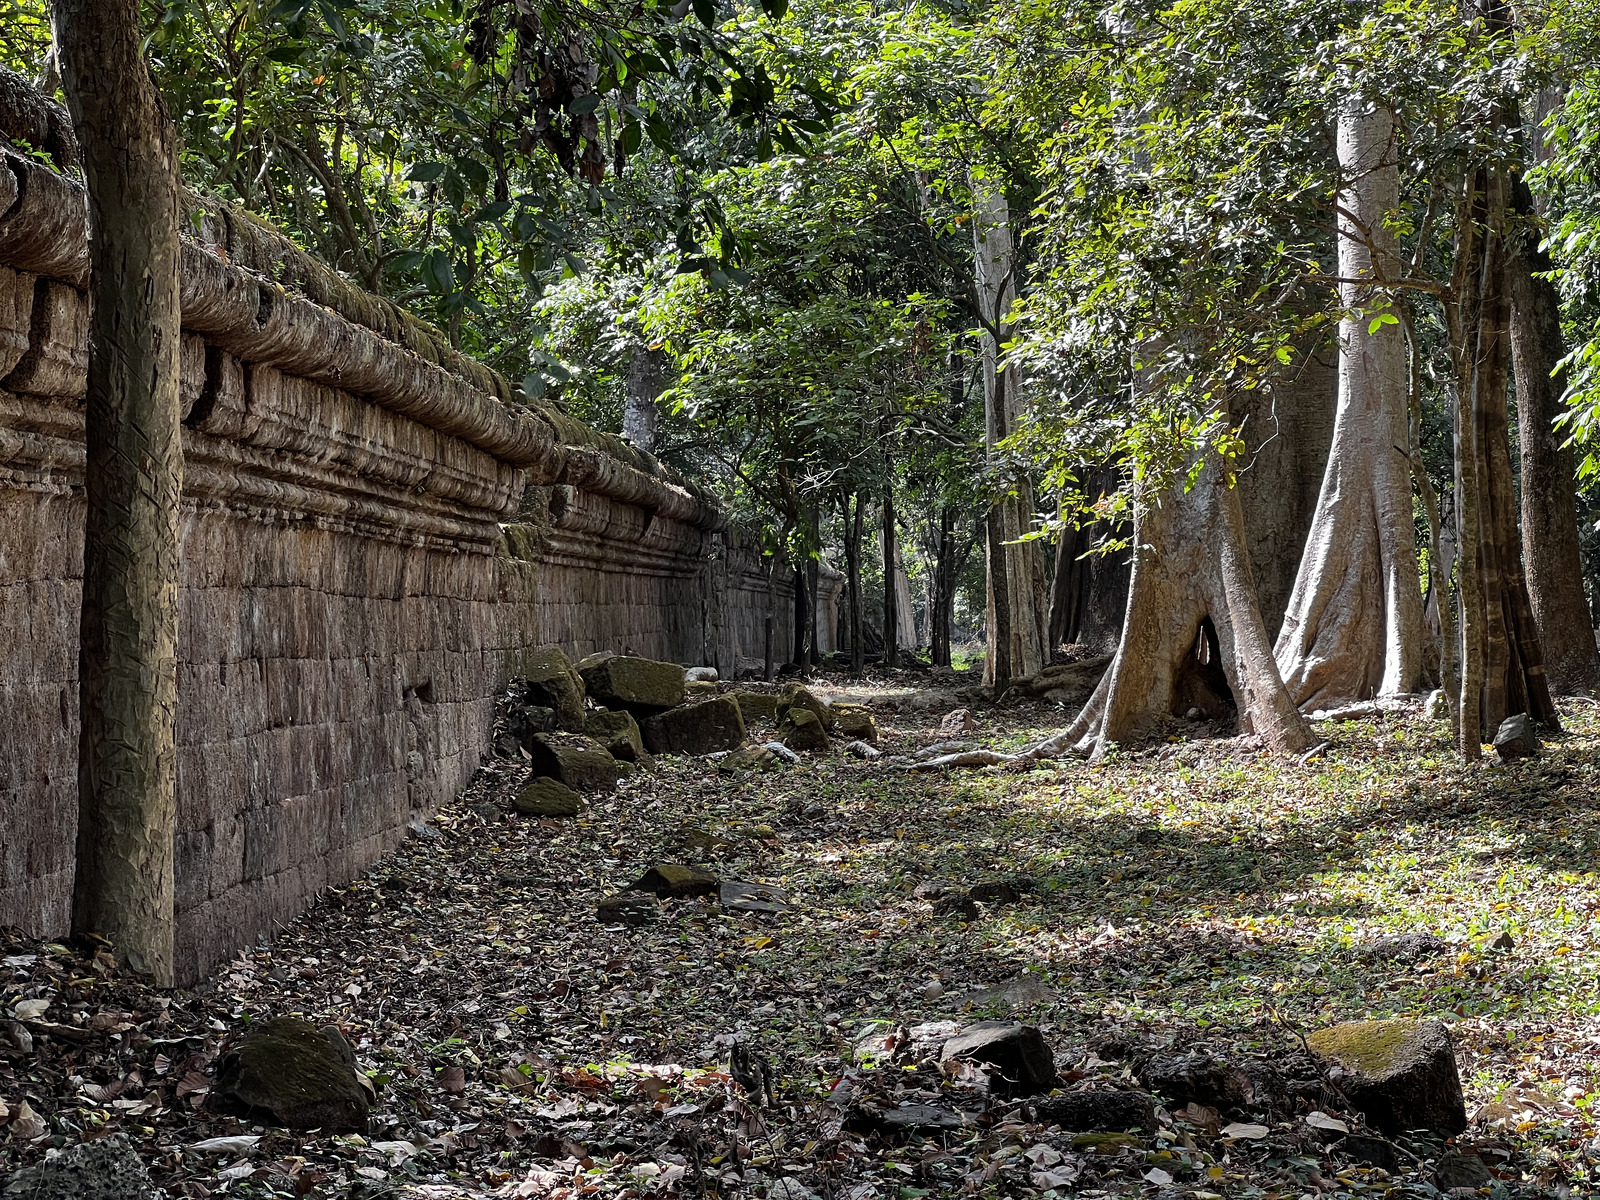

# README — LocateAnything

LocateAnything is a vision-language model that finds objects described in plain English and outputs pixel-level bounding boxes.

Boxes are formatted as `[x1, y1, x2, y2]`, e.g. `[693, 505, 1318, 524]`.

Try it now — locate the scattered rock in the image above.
[1030, 1089, 1157, 1133]
[1434, 1151, 1492, 1190]
[506, 704, 558, 750]
[717, 745, 779, 774]
[685, 679, 719, 698]
[630, 863, 719, 898]
[846, 740, 881, 759]
[969, 879, 1029, 905]
[720, 879, 791, 914]
[580, 655, 686, 716]
[846, 1102, 969, 1135]
[641, 695, 747, 756]
[686, 666, 719, 682]
[1306, 1018, 1467, 1136]
[777, 683, 834, 730]
[1138, 1053, 1271, 1116]
[763, 740, 802, 763]
[1070, 1132, 1142, 1155]
[731, 690, 781, 724]
[932, 891, 979, 920]
[596, 894, 658, 925]
[2, 1135, 159, 1200]
[831, 702, 878, 742]
[940, 1022, 1058, 1097]
[1493, 712, 1539, 761]
[512, 647, 588, 732]
[1360, 932, 1448, 963]
[526, 732, 619, 792]
[207, 1016, 370, 1132]
[512, 777, 583, 817]
[939, 708, 977, 736]
[779, 708, 830, 752]
[585, 709, 646, 762]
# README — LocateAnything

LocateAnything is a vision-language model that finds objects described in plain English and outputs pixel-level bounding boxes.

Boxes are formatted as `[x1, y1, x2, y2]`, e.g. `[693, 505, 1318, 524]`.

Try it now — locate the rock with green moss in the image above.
[510, 647, 588, 732]
[586, 708, 646, 762]
[580, 655, 685, 716]
[631, 863, 719, 898]
[1306, 1018, 1466, 1136]
[207, 1016, 369, 1132]
[685, 679, 719, 698]
[527, 732, 619, 792]
[513, 777, 582, 817]
[641, 696, 747, 756]
[717, 744, 778, 774]
[830, 703, 878, 742]
[1070, 1132, 1142, 1155]
[777, 683, 834, 730]
[778, 708, 830, 752]
[731, 691, 781, 725]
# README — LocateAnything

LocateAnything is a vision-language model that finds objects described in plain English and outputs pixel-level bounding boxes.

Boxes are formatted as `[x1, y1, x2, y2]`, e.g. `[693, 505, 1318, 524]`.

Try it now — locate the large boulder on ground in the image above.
[513, 647, 587, 732]
[207, 1016, 369, 1132]
[831, 703, 878, 743]
[642, 696, 747, 756]
[779, 707, 830, 752]
[586, 709, 646, 762]
[732, 690, 781, 725]
[580, 655, 686, 716]
[777, 683, 834, 729]
[1305, 1018, 1467, 1136]
[1494, 712, 1539, 761]
[2, 1135, 158, 1200]
[631, 863, 719, 898]
[526, 732, 619, 792]
[513, 777, 583, 817]
[940, 1022, 1057, 1097]
[1031, 1090, 1157, 1133]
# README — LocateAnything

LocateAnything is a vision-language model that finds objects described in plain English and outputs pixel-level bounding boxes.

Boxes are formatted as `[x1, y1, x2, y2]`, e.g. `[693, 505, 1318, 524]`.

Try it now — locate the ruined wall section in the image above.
[0, 86, 789, 981]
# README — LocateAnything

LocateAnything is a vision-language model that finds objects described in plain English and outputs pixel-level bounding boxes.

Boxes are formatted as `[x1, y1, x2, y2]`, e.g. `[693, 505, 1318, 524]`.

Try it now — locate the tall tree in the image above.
[53, 0, 184, 983]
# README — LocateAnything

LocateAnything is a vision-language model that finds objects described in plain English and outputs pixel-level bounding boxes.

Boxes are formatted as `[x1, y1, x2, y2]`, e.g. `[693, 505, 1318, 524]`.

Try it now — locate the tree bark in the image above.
[846, 493, 864, 674]
[932, 506, 955, 667]
[54, 0, 183, 984]
[623, 344, 665, 453]
[985, 505, 1013, 691]
[882, 480, 899, 669]
[1274, 104, 1426, 708]
[792, 564, 807, 668]
[1506, 172, 1600, 693]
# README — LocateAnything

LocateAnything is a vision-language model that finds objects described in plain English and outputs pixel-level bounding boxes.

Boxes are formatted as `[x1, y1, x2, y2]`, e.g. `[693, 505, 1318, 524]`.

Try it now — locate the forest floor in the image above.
[4, 674, 1600, 1199]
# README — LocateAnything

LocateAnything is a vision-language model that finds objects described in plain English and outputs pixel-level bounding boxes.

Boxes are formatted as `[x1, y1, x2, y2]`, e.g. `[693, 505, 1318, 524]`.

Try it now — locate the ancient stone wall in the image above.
[0, 83, 797, 981]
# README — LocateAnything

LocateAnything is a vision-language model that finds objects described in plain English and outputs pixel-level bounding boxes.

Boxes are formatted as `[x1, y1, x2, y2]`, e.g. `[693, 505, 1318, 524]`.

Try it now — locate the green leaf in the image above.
[407, 162, 445, 183]
[569, 93, 602, 116]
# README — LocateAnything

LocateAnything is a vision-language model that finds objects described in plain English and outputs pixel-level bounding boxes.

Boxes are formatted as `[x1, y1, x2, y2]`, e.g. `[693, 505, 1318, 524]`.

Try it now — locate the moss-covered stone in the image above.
[731, 690, 781, 725]
[511, 647, 587, 732]
[779, 707, 830, 752]
[717, 744, 778, 774]
[207, 1017, 369, 1132]
[512, 777, 582, 817]
[1306, 1019, 1466, 1136]
[1070, 1133, 1142, 1154]
[685, 679, 719, 698]
[777, 683, 833, 730]
[586, 708, 646, 762]
[642, 696, 747, 756]
[631, 863, 719, 898]
[526, 732, 619, 792]
[830, 702, 878, 742]
[580, 655, 685, 715]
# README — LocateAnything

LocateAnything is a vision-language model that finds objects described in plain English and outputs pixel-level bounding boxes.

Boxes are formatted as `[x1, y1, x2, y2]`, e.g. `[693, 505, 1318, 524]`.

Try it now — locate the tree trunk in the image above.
[1506, 172, 1600, 693]
[1274, 104, 1426, 708]
[984, 505, 1013, 690]
[932, 506, 955, 667]
[792, 564, 807, 668]
[1034, 461, 1312, 760]
[623, 343, 665, 453]
[54, 0, 184, 984]
[882, 481, 899, 669]
[846, 493, 864, 674]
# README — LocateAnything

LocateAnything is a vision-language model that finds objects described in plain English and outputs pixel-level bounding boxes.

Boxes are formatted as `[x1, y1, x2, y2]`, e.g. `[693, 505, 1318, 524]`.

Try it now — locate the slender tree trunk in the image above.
[623, 344, 665, 453]
[882, 479, 899, 669]
[985, 506, 1013, 691]
[1274, 103, 1426, 707]
[846, 493, 864, 675]
[932, 506, 954, 667]
[54, 0, 184, 984]
[1506, 172, 1600, 693]
[792, 564, 807, 668]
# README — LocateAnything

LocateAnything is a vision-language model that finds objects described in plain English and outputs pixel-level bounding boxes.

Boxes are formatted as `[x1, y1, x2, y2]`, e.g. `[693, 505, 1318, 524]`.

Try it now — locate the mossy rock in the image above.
[777, 683, 834, 730]
[731, 690, 781, 725]
[685, 679, 719, 698]
[631, 863, 719, 898]
[1306, 1018, 1466, 1136]
[642, 696, 747, 756]
[526, 732, 619, 793]
[510, 647, 587, 732]
[1071, 1132, 1142, 1155]
[717, 745, 778, 774]
[513, 777, 582, 817]
[830, 702, 878, 742]
[586, 708, 646, 762]
[580, 655, 685, 716]
[779, 707, 830, 752]
[207, 1017, 369, 1132]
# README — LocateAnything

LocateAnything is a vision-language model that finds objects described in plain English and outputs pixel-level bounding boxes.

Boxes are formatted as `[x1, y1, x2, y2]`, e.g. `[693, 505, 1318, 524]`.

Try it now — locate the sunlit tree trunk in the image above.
[623, 343, 664, 454]
[54, 0, 183, 984]
[1274, 104, 1426, 708]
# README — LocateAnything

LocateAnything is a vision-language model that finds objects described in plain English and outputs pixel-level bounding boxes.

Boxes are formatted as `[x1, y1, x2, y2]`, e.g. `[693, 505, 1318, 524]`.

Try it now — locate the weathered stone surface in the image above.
[777, 683, 833, 729]
[1306, 1019, 1466, 1136]
[508, 705, 559, 748]
[970, 878, 1029, 904]
[513, 777, 582, 817]
[631, 863, 719, 898]
[1493, 712, 1539, 760]
[1138, 1053, 1271, 1115]
[1434, 1152, 1491, 1190]
[732, 690, 781, 725]
[779, 707, 830, 752]
[685, 679, 719, 698]
[846, 1103, 968, 1135]
[830, 703, 878, 742]
[597, 894, 658, 925]
[2, 1135, 158, 1200]
[642, 696, 747, 756]
[932, 891, 979, 920]
[526, 732, 619, 793]
[720, 879, 791, 914]
[1030, 1089, 1156, 1133]
[939, 708, 977, 736]
[515, 647, 587, 731]
[207, 1016, 369, 1131]
[580, 655, 685, 715]
[586, 709, 646, 762]
[686, 666, 719, 682]
[717, 745, 778, 774]
[940, 1022, 1057, 1097]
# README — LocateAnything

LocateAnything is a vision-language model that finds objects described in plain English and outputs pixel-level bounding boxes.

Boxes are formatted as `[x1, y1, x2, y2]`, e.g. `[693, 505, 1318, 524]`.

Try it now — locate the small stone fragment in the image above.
[779, 707, 830, 752]
[686, 666, 719, 682]
[585, 709, 646, 762]
[845, 739, 881, 759]
[1070, 1132, 1142, 1155]
[580, 655, 686, 715]
[1031, 1090, 1157, 1133]
[596, 894, 658, 925]
[1306, 1018, 1467, 1136]
[207, 1016, 369, 1132]
[1, 1135, 159, 1200]
[763, 740, 802, 763]
[938, 708, 977, 736]
[717, 744, 778, 774]
[720, 879, 791, 914]
[1493, 712, 1539, 761]
[932, 890, 979, 920]
[831, 703, 878, 742]
[526, 731, 619, 792]
[1491, 930, 1515, 950]
[641, 695, 747, 756]
[631, 863, 719, 898]
[512, 777, 583, 817]
[1433, 1152, 1492, 1190]
[940, 1021, 1058, 1097]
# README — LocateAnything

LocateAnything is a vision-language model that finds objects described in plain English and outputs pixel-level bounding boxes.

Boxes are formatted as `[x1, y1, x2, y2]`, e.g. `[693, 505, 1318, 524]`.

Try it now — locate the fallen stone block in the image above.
[580, 655, 685, 716]
[720, 879, 791, 914]
[685, 679, 719, 698]
[779, 707, 830, 752]
[586, 708, 646, 762]
[597, 894, 658, 925]
[717, 744, 779, 774]
[207, 1016, 369, 1132]
[1, 1135, 159, 1200]
[939, 708, 977, 736]
[1306, 1018, 1467, 1136]
[831, 702, 878, 742]
[642, 695, 747, 756]
[513, 647, 587, 732]
[1138, 1052, 1276, 1116]
[631, 863, 719, 898]
[940, 1022, 1057, 1098]
[1493, 712, 1538, 761]
[1030, 1089, 1157, 1133]
[513, 777, 582, 817]
[932, 891, 979, 920]
[732, 690, 782, 724]
[777, 683, 833, 729]
[527, 732, 619, 793]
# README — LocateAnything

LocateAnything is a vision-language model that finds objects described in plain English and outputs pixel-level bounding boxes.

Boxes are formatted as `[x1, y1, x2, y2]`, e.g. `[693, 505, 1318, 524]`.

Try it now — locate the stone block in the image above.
[642, 696, 747, 756]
